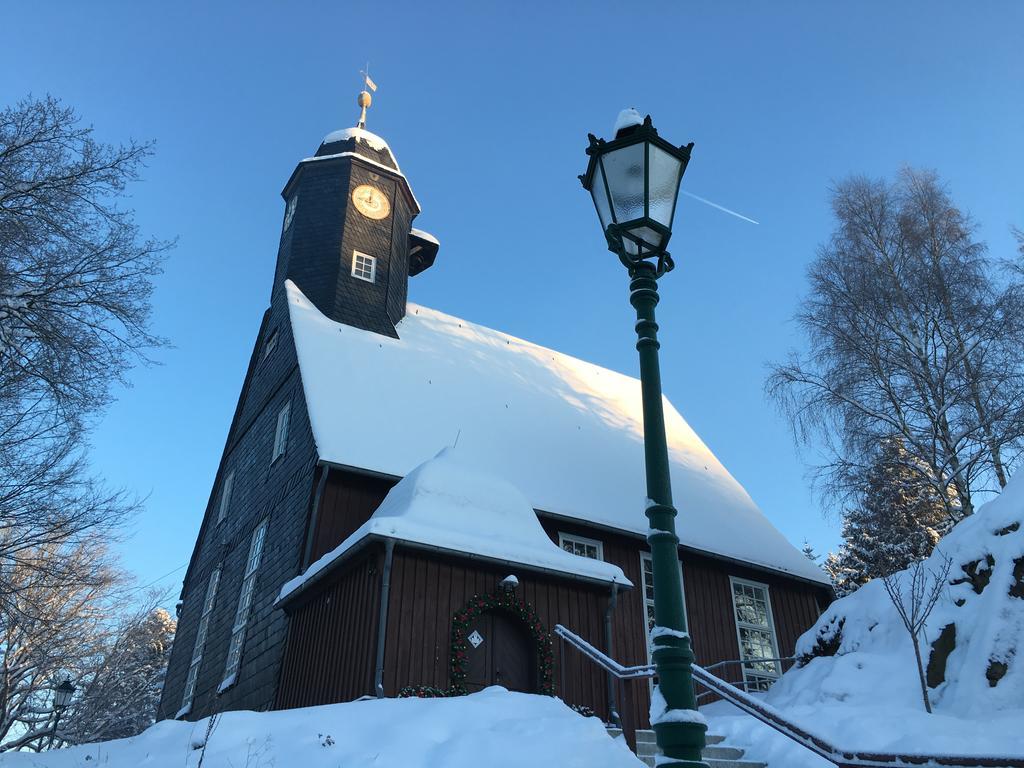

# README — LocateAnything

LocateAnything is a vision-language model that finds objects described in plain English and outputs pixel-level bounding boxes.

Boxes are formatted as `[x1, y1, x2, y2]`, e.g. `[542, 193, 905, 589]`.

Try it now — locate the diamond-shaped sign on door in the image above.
[468, 630, 484, 648]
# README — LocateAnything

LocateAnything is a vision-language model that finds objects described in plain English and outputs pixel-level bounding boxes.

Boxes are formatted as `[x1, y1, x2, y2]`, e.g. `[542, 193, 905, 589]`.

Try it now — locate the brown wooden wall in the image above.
[279, 468, 831, 740]
[307, 469, 395, 565]
[275, 548, 382, 708]
[381, 548, 610, 718]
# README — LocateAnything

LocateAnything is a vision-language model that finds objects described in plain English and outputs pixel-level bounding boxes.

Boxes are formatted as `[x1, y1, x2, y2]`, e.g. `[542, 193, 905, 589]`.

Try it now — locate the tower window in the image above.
[272, 401, 291, 463]
[283, 195, 298, 231]
[262, 329, 278, 360]
[351, 251, 376, 283]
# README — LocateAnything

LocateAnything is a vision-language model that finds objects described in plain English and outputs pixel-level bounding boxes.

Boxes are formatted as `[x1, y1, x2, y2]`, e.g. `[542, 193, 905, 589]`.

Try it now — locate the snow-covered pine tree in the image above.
[801, 539, 819, 562]
[65, 605, 176, 744]
[825, 437, 949, 596]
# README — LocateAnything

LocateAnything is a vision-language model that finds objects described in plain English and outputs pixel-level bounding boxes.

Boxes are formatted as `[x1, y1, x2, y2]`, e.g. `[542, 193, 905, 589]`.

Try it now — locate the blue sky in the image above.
[3, 2, 1022, 601]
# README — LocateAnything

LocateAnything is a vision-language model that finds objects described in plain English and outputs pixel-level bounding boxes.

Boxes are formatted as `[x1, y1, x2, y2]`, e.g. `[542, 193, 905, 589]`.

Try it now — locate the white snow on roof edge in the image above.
[410, 227, 439, 245]
[279, 448, 630, 603]
[285, 280, 831, 586]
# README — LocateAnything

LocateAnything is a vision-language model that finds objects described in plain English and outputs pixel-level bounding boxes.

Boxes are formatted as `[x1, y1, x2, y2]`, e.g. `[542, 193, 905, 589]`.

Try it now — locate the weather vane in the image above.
[357, 63, 377, 129]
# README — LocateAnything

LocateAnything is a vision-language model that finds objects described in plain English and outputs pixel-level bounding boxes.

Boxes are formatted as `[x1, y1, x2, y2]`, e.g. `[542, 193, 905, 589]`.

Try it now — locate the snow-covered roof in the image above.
[286, 281, 830, 586]
[322, 126, 394, 156]
[409, 227, 439, 246]
[279, 449, 630, 602]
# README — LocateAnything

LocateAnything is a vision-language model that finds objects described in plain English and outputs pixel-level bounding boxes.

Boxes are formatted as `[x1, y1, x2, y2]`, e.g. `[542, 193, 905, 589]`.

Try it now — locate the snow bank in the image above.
[286, 281, 828, 586]
[280, 448, 629, 603]
[717, 473, 1024, 758]
[0, 688, 643, 768]
[780, 472, 1024, 718]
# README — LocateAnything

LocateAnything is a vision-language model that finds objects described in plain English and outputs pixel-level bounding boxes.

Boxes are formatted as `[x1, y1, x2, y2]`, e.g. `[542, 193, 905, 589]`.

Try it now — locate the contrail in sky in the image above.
[681, 190, 760, 225]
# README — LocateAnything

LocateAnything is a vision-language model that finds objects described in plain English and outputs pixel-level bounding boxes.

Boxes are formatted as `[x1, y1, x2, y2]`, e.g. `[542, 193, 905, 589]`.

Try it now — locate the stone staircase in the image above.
[608, 729, 767, 768]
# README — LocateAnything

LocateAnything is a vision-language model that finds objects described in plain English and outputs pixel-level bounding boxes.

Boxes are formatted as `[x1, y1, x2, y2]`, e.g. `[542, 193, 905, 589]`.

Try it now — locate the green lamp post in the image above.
[580, 111, 707, 768]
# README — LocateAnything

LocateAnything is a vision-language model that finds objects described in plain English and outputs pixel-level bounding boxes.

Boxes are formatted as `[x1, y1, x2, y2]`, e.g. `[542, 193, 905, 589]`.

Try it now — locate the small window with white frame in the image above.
[729, 576, 781, 692]
[220, 519, 268, 692]
[216, 470, 234, 524]
[272, 401, 290, 463]
[351, 251, 376, 283]
[639, 552, 686, 659]
[558, 532, 603, 560]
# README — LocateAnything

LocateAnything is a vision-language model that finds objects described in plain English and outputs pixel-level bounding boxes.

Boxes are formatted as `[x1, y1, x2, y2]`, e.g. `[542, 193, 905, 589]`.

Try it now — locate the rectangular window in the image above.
[220, 519, 268, 691]
[178, 565, 221, 717]
[351, 251, 376, 283]
[639, 552, 686, 659]
[729, 577, 781, 692]
[272, 401, 290, 463]
[262, 329, 278, 360]
[216, 470, 234, 524]
[558, 532, 603, 560]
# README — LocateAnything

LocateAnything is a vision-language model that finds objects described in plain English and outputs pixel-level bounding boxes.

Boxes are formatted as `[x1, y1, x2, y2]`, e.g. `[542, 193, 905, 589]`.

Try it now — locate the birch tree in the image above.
[768, 169, 1024, 522]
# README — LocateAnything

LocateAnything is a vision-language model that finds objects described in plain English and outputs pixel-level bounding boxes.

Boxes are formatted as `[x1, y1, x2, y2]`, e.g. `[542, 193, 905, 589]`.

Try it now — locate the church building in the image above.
[157, 96, 832, 741]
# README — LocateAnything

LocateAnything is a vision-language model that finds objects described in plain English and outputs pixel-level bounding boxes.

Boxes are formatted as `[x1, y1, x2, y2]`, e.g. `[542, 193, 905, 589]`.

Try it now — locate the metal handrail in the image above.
[556, 623, 1024, 768]
[554, 624, 655, 679]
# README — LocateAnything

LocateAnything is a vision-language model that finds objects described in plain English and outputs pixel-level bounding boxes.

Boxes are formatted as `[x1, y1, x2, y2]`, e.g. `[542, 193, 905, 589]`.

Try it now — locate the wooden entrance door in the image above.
[464, 610, 536, 693]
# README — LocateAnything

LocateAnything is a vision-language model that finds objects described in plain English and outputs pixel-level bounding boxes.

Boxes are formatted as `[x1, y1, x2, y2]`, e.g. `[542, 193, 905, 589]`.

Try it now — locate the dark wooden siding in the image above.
[275, 547, 382, 708]
[381, 548, 610, 721]
[306, 470, 395, 564]
[279, 468, 829, 740]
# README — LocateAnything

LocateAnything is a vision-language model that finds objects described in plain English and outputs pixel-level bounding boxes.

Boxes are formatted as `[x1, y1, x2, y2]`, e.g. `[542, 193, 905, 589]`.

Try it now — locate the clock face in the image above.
[352, 184, 391, 220]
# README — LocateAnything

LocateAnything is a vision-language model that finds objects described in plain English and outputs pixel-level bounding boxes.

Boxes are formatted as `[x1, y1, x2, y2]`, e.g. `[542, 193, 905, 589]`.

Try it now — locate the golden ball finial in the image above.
[358, 90, 372, 109]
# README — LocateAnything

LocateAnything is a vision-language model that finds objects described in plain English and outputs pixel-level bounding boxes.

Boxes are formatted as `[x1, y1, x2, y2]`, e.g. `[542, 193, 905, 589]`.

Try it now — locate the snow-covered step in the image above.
[610, 728, 765, 768]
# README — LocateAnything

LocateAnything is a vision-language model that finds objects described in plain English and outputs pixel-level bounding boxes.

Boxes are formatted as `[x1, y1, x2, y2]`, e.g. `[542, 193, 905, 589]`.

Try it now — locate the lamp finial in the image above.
[356, 64, 378, 129]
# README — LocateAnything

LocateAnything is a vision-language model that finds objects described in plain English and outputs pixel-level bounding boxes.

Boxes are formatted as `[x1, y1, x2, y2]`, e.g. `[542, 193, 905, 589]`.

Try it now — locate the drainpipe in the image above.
[301, 466, 330, 568]
[374, 539, 395, 698]
[604, 581, 621, 728]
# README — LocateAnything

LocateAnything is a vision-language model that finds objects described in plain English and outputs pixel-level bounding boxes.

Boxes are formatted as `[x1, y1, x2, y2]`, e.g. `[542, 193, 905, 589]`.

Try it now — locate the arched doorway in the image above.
[464, 609, 536, 693]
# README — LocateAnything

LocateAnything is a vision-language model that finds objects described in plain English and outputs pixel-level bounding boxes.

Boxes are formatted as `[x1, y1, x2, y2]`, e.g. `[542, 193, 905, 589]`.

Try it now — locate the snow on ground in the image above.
[0, 687, 642, 768]
[700, 473, 1024, 764]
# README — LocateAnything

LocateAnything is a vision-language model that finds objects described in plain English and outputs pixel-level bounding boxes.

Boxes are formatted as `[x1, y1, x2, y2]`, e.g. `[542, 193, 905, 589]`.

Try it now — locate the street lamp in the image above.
[580, 111, 706, 768]
[47, 679, 75, 750]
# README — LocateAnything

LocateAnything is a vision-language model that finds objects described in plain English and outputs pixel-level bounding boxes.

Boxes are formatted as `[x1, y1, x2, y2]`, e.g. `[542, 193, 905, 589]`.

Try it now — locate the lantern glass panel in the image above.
[589, 160, 613, 230]
[648, 145, 683, 228]
[602, 142, 645, 224]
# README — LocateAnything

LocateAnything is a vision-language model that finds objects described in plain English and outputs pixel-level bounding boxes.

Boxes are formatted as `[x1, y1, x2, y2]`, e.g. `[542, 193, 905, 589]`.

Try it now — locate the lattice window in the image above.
[558, 532, 603, 561]
[216, 470, 234, 524]
[351, 251, 376, 283]
[178, 565, 221, 716]
[730, 577, 781, 691]
[272, 401, 290, 463]
[220, 520, 268, 691]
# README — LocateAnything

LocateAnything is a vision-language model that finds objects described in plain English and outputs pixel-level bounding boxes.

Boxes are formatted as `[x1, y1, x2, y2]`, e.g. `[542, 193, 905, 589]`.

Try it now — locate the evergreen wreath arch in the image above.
[449, 590, 556, 696]
[398, 590, 555, 698]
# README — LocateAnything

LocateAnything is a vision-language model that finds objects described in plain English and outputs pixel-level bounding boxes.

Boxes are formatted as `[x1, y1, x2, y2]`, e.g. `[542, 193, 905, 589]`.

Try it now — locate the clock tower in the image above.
[272, 92, 437, 337]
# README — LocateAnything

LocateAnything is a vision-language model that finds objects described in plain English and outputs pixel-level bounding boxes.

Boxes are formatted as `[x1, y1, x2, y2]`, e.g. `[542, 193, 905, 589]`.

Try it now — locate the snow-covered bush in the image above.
[775, 473, 1024, 717]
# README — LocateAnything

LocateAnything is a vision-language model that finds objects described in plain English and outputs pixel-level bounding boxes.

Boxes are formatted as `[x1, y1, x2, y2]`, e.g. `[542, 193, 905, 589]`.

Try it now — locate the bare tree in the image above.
[62, 603, 175, 745]
[881, 555, 952, 713]
[0, 95, 169, 613]
[0, 539, 118, 750]
[768, 169, 1024, 522]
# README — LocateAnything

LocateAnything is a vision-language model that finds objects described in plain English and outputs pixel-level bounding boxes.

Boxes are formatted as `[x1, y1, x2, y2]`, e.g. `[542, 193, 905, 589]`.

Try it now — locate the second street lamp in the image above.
[580, 110, 707, 768]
